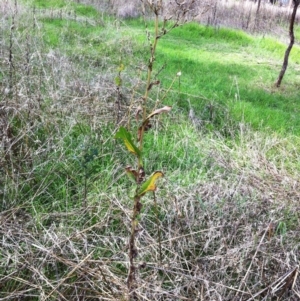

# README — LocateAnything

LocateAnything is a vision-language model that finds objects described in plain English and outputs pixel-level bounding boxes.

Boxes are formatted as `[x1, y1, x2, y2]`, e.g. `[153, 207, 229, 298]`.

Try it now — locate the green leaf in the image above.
[118, 63, 125, 72]
[115, 76, 122, 87]
[115, 127, 141, 157]
[137, 171, 164, 196]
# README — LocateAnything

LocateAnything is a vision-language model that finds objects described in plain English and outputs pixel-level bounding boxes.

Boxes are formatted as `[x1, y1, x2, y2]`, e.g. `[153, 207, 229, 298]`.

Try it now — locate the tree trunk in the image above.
[256, 0, 262, 14]
[254, 0, 262, 29]
[275, 0, 300, 87]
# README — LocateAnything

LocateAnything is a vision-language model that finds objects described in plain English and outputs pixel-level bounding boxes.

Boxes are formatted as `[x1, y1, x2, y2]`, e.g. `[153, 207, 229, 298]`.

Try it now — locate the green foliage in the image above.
[151, 23, 300, 135]
[41, 17, 103, 48]
[31, 0, 66, 8]
[294, 24, 300, 41]
[137, 171, 164, 196]
[142, 123, 204, 175]
[23, 0, 300, 138]
[115, 126, 141, 158]
[74, 4, 99, 17]
[35, 2, 300, 135]
[28, 0, 99, 17]
[257, 36, 300, 64]
[172, 22, 253, 46]
[23, 122, 119, 217]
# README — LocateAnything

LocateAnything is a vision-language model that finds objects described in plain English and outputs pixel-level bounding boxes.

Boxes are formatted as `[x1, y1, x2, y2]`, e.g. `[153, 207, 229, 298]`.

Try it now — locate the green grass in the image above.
[31, 0, 67, 8]
[169, 22, 254, 46]
[122, 19, 300, 135]
[154, 23, 300, 135]
[28, 122, 121, 213]
[28, 0, 99, 16]
[293, 24, 300, 43]
[26, 3, 300, 135]
[74, 4, 99, 17]
[41, 17, 104, 47]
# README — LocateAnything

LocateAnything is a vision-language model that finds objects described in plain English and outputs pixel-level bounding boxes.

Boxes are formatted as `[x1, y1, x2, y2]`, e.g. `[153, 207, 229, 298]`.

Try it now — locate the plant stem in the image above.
[127, 195, 142, 300]
[138, 11, 160, 156]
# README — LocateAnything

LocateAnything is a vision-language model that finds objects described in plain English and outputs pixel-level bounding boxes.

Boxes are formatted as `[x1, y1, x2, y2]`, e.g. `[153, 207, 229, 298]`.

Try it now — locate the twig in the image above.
[237, 222, 270, 300]
[149, 264, 252, 296]
[153, 191, 162, 263]
[43, 250, 95, 301]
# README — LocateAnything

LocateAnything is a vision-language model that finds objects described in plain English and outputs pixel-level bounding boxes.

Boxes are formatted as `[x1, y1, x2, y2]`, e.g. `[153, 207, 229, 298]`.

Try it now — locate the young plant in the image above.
[115, 1, 198, 299]
[115, 108, 170, 299]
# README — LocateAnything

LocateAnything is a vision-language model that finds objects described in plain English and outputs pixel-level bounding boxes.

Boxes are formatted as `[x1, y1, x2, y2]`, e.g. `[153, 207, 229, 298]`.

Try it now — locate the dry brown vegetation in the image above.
[1, 0, 300, 300]
[2, 127, 300, 300]
[77, 0, 300, 46]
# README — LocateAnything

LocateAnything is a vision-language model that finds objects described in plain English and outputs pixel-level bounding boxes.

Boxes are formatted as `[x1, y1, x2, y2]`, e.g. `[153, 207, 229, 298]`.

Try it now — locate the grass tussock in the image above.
[1, 0, 300, 300]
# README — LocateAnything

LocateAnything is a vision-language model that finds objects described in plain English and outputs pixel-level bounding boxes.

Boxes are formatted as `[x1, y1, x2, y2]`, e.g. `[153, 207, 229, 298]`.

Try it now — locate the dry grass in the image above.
[1, 0, 300, 300]
[1, 115, 300, 300]
[195, 0, 300, 39]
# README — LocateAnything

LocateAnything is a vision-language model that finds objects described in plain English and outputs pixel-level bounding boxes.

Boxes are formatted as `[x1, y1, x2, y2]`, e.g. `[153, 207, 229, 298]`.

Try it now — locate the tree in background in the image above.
[276, 0, 300, 87]
[254, 0, 262, 29]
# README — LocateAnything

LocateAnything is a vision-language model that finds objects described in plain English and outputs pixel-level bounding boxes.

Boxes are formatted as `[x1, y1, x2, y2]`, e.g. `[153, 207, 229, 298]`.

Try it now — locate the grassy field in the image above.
[24, 0, 300, 134]
[1, 0, 300, 300]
